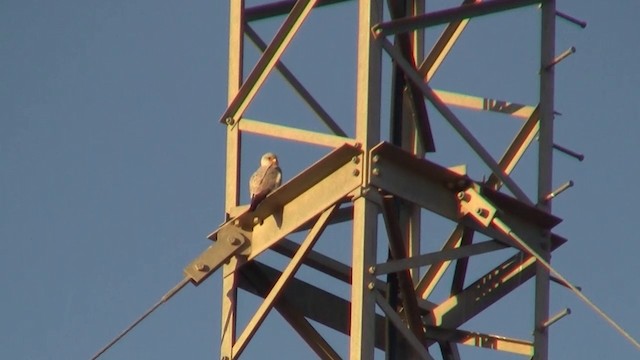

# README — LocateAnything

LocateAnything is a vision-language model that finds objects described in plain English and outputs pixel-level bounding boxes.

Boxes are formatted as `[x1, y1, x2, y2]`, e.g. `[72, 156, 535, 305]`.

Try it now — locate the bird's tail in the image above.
[249, 193, 267, 212]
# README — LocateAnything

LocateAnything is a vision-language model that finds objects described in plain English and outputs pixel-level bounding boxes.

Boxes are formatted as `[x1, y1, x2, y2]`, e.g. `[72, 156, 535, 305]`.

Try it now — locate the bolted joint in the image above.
[228, 236, 242, 246]
[457, 191, 470, 202]
[194, 263, 208, 272]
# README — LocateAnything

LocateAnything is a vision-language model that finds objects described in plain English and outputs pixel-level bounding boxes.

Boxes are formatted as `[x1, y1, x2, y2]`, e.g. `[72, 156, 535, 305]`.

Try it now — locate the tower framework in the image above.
[193, 0, 573, 359]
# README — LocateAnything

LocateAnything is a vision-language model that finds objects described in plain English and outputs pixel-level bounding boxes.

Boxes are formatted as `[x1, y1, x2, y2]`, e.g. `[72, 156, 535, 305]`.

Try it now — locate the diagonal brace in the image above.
[244, 25, 347, 136]
[374, 291, 435, 360]
[219, 0, 319, 124]
[380, 195, 428, 346]
[378, 37, 532, 204]
[231, 204, 339, 358]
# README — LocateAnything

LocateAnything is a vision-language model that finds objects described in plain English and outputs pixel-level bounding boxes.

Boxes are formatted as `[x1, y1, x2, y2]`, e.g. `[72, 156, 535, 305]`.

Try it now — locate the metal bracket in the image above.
[184, 225, 251, 285]
[457, 187, 497, 227]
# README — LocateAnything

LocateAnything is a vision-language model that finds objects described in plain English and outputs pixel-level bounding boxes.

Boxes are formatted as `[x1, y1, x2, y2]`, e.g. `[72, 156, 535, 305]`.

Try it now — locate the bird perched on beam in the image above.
[249, 152, 282, 211]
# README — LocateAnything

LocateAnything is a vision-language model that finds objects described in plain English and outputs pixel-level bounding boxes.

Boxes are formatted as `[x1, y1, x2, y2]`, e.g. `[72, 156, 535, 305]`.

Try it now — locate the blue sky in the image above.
[1, 1, 639, 359]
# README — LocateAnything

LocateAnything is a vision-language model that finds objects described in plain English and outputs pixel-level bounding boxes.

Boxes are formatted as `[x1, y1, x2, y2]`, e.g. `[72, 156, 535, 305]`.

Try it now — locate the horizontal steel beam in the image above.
[239, 118, 354, 148]
[246, 0, 352, 22]
[425, 327, 533, 356]
[272, 238, 436, 307]
[375, 239, 508, 275]
[373, 0, 541, 36]
[434, 89, 536, 119]
[368, 143, 560, 253]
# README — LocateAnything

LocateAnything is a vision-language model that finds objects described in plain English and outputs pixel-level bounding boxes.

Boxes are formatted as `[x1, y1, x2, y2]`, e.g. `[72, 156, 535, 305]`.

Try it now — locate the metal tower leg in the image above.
[220, 1, 244, 359]
[351, 1, 382, 359]
[534, 0, 557, 359]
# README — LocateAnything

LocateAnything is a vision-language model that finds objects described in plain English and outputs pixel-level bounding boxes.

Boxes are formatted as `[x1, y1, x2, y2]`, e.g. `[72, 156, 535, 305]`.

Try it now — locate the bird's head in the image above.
[260, 152, 279, 167]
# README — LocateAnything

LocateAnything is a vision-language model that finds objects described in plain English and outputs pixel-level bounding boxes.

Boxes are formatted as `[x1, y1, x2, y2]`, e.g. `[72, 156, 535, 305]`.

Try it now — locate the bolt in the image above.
[457, 191, 466, 200]
[372, 154, 380, 163]
[253, 217, 260, 225]
[225, 117, 235, 126]
[476, 208, 487, 218]
[361, 187, 370, 197]
[352, 156, 360, 164]
[353, 169, 360, 176]
[367, 282, 375, 290]
[368, 266, 376, 274]
[228, 236, 241, 246]
[372, 168, 380, 176]
[372, 26, 383, 38]
[194, 263, 206, 272]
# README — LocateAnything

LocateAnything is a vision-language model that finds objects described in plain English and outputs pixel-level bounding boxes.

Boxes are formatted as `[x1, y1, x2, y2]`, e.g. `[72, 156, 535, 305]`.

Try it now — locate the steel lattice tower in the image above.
[186, 0, 577, 359]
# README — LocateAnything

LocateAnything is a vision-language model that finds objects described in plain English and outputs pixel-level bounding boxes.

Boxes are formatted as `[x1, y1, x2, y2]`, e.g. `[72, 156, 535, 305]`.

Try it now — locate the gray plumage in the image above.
[249, 152, 282, 211]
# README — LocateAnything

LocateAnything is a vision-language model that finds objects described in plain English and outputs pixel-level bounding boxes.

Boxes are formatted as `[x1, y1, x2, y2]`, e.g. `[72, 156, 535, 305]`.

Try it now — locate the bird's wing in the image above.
[249, 165, 282, 211]
[249, 166, 267, 197]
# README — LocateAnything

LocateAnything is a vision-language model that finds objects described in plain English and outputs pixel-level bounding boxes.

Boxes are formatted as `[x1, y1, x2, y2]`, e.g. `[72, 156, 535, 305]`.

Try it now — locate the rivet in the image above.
[353, 169, 360, 176]
[368, 266, 376, 274]
[225, 117, 235, 125]
[352, 156, 360, 164]
[372, 154, 380, 163]
[372, 168, 380, 176]
[367, 282, 375, 290]
[229, 236, 241, 245]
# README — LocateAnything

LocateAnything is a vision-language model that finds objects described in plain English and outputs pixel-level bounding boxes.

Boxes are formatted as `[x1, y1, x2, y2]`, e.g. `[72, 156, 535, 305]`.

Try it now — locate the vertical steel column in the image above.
[351, 0, 382, 359]
[534, 0, 556, 359]
[221, 1, 244, 359]
[405, 0, 425, 284]
[387, 2, 425, 359]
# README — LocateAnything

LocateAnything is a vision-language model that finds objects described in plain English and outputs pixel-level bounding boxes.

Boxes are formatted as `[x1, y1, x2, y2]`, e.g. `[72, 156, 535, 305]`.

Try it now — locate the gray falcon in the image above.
[249, 152, 282, 211]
